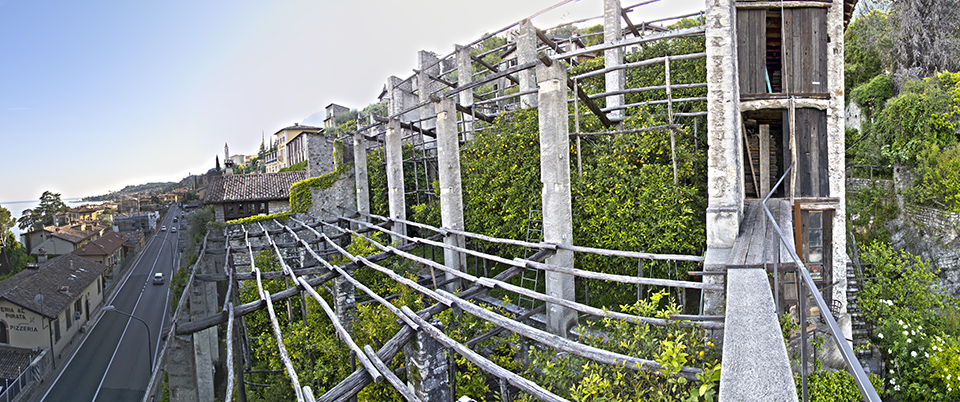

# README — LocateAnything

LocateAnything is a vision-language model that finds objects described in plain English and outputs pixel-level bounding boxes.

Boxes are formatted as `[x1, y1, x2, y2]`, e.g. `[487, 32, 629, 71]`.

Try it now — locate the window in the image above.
[0, 321, 7, 344]
[54, 319, 61, 342]
[66, 307, 72, 329]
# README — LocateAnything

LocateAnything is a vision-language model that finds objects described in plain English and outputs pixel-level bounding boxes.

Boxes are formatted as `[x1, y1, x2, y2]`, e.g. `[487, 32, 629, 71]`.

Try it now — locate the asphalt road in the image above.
[41, 206, 182, 402]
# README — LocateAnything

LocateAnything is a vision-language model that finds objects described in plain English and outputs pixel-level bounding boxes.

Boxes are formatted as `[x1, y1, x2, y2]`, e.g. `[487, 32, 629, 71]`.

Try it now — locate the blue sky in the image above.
[0, 0, 702, 203]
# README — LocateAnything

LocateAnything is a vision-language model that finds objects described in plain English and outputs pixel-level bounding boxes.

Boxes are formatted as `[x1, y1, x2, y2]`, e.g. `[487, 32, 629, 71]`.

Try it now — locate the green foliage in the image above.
[857, 241, 960, 401]
[804, 368, 870, 402]
[289, 151, 352, 214]
[844, 10, 891, 98]
[0, 205, 31, 275]
[169, 253, 193, 311]
[278, 160, 307, 172]
[520, 292, 720, 401]
[186, 206, 214, 246]
[225, 211, 291, 226]
[904, 143, 960, 211]
[851, 74, 894, 117]
[873, 73, 960, 164]
[847, 181, 898, 244]
[17, 191, 69, 230]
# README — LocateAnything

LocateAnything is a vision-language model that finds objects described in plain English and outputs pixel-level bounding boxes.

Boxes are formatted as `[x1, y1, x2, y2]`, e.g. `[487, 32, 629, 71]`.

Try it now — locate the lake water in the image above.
[2, 198, 102, 246]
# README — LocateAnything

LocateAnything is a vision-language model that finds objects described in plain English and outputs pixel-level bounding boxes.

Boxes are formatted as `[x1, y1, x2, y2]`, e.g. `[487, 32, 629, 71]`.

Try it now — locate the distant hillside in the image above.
[84, 179, 195, 201]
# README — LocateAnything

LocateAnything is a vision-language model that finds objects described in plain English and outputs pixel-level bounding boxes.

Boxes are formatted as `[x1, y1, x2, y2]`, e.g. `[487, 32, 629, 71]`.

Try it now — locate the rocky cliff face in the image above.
[885, 167, 960, 297]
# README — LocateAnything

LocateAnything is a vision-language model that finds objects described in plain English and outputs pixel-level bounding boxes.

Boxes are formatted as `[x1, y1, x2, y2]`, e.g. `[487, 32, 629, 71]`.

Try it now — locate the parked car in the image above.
[153, 272, 164, 285]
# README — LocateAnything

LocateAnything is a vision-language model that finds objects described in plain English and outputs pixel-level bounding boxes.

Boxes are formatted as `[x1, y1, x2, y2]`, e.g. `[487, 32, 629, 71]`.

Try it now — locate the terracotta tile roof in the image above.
[73, 231, 124, 257]
[0, 346, 39, 380]
[0, 254, 107, 319]
[204, 171, 307, 204]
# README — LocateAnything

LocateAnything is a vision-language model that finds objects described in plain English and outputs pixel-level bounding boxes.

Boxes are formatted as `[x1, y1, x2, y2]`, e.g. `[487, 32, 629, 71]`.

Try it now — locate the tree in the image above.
[17, 191, 69, 230]
[889, 0, 960, 77]
[0, 205, 15, 270]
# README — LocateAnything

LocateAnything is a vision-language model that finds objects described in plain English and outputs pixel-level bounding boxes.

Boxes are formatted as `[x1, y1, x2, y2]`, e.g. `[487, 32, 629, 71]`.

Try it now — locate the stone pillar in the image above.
[537, 61, 578, 337]
[518, 19, 539, 108]
[705, 0, 743, 249]
[404, 319, 451, 401]
[354, 130, 370, 219]
[826, 0, 849, 339]
[604, 0, 625, 122]
[385, 118, 407, 243]
[333, 270, 356, 333]
[457, 45, 475, 139]
[167, 334, 199, 402]
[418, 51, 441, 132]
[435, 97, 467, 292]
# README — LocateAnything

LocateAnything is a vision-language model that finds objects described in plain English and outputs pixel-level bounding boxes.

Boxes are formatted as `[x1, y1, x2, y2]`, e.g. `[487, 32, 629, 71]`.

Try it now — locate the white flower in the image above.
[891, 378, 896, 385]
[925, 352, 930, 358]
[907, 338, 912, 344]
[949, 374, 953, 380]
[889, 349, 893, 354]
[911, 351, 918, 358]
[887, 300, 894, 306]
[899, 319, 904, 325]
[911, 330, 916, 336]
[918, 325, 923, 330]
[879, 333, 885, 339]
[895, 385, 901, 392]
[904, 331, 909, 336]
[890, 369, 895, 375]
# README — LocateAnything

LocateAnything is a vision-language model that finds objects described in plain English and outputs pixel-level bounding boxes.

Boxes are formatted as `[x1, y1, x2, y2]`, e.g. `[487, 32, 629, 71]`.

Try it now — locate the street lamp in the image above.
[102, 305, 153, 370]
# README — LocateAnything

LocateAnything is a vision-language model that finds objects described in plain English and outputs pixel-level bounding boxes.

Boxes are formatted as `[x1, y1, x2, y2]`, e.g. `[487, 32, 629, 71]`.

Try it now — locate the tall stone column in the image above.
[604, 0, 625, 122]
[518, 19, 539, 108]
[418, 51, 441, 132]
[537, 61, 578, 337]
[457, 45, 475, 139]
[354, 130, 370, 219]
[705, 0, 743, 248]
[385, 118, 407, 243]
[435, 97, 466, 292]
[826, 0, 849, 339]
[704, 0, 743, 317]
[404, 319, 451, 401]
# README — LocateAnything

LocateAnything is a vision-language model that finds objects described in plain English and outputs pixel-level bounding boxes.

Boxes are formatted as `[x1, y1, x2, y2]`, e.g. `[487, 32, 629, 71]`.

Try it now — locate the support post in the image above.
[436, 97, 467, 293]
[333, 269, 356, 334]
[354, 130, 370, 220]
[537, 60, 578, 337]
[457, 45, 475, 139]
[604, 0, 624, 122]
[404, 319, 451, 401]
[518, 19, 538, 108]
[760, 124, 770, 197]
[418, 51, 441, 131]
[385, 118, 407, 243]
[705, 0, 743, 249]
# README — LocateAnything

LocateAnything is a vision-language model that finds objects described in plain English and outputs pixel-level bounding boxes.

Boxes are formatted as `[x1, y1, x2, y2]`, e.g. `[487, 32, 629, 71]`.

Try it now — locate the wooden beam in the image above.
[736, 1, 831, 8]
[470, 54, 519, 84]
[568, 76, 613, 127]
[454, 103, 495, 124]
[620, 8, 642, 37]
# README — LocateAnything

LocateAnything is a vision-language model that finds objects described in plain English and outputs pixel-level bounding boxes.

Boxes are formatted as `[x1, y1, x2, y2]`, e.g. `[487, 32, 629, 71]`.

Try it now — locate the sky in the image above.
[0, 0, 704, 204]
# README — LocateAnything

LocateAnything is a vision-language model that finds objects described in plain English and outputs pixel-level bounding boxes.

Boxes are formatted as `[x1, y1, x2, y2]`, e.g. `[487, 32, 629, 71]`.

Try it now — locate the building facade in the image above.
[0, 254, 107, 359]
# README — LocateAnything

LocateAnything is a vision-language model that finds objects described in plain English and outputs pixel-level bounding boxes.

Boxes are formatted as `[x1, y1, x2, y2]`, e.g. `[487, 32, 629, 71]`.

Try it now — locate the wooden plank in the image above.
[737, 9, 767, 94]
[817, 110, 830, 197]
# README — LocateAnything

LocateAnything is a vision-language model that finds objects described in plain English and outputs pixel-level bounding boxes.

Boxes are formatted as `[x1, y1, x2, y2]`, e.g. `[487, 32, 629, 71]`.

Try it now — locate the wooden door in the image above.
[782, 7, 827, 94]
[737, 9, 768, 94]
